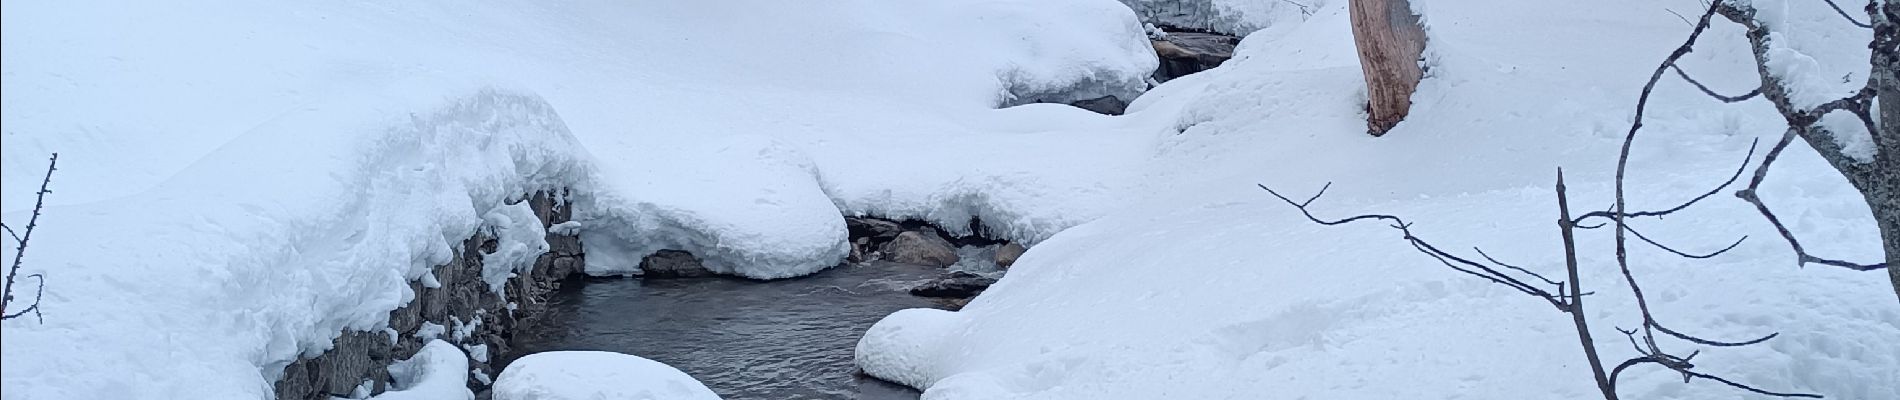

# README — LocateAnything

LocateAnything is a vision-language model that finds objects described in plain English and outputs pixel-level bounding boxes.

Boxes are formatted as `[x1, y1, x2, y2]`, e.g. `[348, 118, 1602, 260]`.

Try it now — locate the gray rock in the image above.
[995, 243, 1027, 268]
[1069, 95, 1128, 115]
[883, 231, 959, 267]
[909, 271, 999, 298]
[1152, 32, 1238, 82]
[845, 217, 905, 242]
[638, 250, 713, 278]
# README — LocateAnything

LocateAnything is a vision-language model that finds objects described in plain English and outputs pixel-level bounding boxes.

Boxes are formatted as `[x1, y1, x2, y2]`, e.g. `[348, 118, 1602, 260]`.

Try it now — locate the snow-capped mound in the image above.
[855, 308, 968, 390]
[984, 0, 1159, 106]
[370, 341, 475, 400]
[494, 352, 721, 400]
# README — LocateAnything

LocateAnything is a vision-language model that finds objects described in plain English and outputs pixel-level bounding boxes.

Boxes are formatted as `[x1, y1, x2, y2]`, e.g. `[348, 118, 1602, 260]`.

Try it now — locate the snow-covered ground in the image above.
[3, 0, 1896, 399]
[858, 1, 1900, 399]
[0, 0, 1155, 398]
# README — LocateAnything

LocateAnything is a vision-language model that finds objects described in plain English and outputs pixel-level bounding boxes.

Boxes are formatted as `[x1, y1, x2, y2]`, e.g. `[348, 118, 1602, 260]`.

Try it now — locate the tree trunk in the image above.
[1877, 195, 1900, 302]
[1873, 0, 1900, 302]
[1349, 0, 1427, 136]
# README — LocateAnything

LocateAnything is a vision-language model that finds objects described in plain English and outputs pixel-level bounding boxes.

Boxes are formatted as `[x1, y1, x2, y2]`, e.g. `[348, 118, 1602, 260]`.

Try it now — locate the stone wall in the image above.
[274, 190, 584, 400]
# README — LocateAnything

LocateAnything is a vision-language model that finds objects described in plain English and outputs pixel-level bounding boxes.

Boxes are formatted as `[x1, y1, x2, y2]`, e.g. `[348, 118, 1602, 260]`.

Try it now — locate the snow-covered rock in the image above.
[637, 250, 714, 279]
[993, 243, 1027, 268]
[366, 341, 474, 400]
[493, 352, 721, 400]
[1114, 0, 1325, 35]
[883, 231, 961, 267]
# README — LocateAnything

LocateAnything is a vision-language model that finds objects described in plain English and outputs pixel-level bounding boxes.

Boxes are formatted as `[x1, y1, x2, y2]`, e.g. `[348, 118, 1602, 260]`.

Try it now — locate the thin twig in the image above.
[0, 273, 44, 323]
[1574, 139, 1757, 227]
[1258, 183, 1568, 310]
[1821, 0, 1874, 28]
[1735, 131, 1887, 271]
[1669, 64, 1761, 103]
[1, 223, 19, 244]
[1623, 224, 1746, 259]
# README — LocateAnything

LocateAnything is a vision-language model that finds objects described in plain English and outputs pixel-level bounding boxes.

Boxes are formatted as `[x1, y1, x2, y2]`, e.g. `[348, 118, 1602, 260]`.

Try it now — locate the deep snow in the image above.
[857, 1, 1900, 399]
[1, 0, 1157, 398]
[1, 0, 1895, 399]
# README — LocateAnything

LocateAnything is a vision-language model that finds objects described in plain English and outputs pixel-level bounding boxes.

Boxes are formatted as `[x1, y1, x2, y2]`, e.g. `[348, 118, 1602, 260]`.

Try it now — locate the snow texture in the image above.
[482, 202, 551, 294]
[492, 351, 721, 400]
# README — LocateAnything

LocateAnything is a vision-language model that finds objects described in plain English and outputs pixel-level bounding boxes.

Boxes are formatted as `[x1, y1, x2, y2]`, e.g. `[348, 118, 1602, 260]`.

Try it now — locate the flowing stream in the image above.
[502, 261, 953, 399]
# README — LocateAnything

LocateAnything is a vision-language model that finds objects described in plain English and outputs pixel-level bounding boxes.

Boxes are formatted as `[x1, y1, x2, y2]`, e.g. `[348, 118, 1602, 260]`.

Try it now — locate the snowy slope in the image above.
[859, 0, 1900, 399]
[0, 0, 1157, 398]
[3, 0, 1894, 399]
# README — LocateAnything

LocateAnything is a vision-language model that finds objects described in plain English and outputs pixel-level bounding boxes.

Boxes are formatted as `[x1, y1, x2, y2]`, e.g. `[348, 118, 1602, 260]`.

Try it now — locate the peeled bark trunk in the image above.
[1349, 0, 1427, 136]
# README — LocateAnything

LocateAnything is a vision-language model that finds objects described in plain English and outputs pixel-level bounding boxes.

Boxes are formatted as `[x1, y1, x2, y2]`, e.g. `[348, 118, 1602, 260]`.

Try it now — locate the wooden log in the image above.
[1349, 0, 1428, 136]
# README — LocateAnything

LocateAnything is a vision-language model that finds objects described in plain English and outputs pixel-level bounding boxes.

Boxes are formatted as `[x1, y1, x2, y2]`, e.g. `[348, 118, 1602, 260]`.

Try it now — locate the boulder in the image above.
[994, 243, 1027, 269]
[1068, 95, 1129, 115]
[846, 217, 906, 242]
[882, 231, 959, 267]
[909, 271, 999, 298]
[638, 250, 713, 278]
[1152, 32, 1239, 82]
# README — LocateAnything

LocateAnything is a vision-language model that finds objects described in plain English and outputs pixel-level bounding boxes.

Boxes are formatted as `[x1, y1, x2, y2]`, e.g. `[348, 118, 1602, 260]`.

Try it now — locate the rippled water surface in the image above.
[503, 261, 950, 400]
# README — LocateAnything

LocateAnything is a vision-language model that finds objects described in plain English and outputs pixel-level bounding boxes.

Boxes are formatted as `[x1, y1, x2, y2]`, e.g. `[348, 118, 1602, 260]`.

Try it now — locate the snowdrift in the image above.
[858, 1, 1900, 399]
[0, 0, 1157, 398]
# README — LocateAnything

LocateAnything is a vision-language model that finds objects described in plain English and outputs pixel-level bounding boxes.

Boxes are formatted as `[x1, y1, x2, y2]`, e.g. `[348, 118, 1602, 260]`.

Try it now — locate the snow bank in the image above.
[369, 340, 474, 400]
[1, 0, 1161, 397]
[493, 351, 720, 400]
[855, 308, 970, 390]
[0, 84, 587, 399]
[859, 1, 1900, 399]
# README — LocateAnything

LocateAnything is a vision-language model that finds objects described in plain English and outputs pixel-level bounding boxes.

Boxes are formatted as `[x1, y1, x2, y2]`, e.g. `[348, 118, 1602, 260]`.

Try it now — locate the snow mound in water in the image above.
[494, 352, 721, 400]
[855, 308, 969, 390]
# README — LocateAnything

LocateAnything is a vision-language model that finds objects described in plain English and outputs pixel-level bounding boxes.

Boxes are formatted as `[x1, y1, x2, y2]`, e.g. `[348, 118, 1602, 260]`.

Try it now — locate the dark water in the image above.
[502, 261, 952, 400]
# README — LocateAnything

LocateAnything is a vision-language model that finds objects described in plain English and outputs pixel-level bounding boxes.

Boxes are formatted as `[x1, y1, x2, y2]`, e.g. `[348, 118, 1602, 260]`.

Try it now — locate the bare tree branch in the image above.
[1, 223, 20, 245]
[1669, 64, 1761, 103]
[1734, 130, 1887, 271]
[1, 273, 44, 323]
[1573, 139, 1757, 228]
[1622, 223, 1746, 259]
[1821, 0, 1874, 28]
[2, 153, 57, 322]
[1258, 183, 1568, 310]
